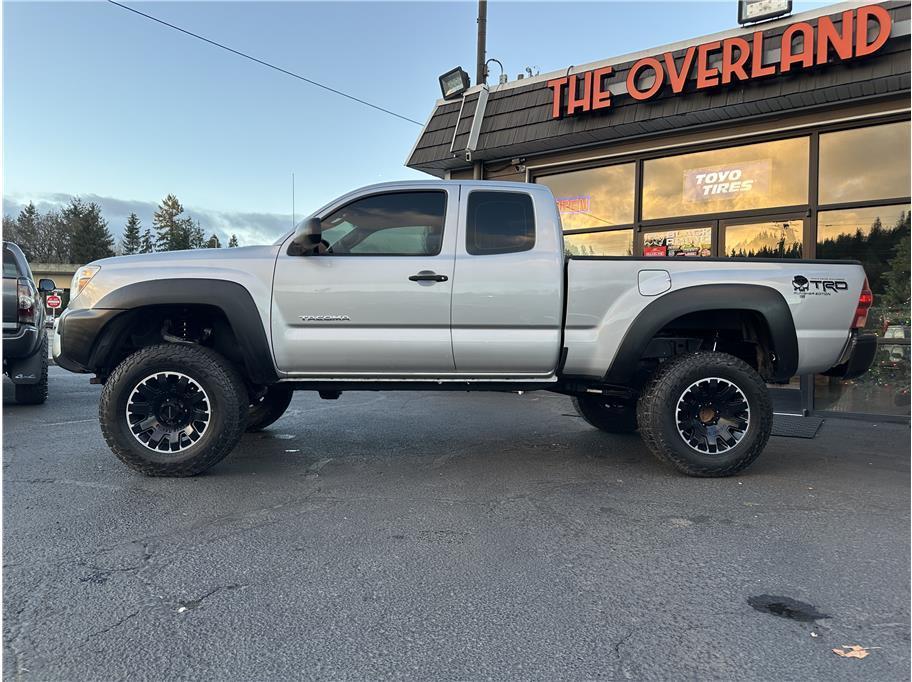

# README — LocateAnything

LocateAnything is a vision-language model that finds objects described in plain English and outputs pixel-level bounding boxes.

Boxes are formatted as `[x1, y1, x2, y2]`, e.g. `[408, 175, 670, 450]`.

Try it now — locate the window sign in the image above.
[684, 159, 772, 203]
[537, 163, 635, 230]
[644, 227, 713, 257]
[556, 195, 592, 215]
[643, 137, 808, 219]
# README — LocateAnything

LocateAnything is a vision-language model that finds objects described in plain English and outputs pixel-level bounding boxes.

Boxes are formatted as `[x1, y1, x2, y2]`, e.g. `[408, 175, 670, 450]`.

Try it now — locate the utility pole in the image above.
[476, 0, 487, 86]
[474, 0, 487, 180]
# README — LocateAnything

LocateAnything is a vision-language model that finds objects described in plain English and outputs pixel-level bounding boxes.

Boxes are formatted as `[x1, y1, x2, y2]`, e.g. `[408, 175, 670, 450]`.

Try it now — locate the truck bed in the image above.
[562, 256, 868, 379]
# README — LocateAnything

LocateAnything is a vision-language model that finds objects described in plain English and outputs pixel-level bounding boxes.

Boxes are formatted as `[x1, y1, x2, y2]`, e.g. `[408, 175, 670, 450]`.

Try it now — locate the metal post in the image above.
[474, 0, 487, 180]
[476, 0, 487, 86]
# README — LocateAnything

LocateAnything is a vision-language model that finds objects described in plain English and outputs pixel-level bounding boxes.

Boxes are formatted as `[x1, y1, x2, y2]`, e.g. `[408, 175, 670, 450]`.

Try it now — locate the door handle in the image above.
[409, 271, 448, 282]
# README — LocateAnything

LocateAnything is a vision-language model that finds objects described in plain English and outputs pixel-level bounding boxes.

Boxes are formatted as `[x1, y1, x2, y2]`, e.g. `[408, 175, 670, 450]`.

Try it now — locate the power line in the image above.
[106, 0, 423, 126]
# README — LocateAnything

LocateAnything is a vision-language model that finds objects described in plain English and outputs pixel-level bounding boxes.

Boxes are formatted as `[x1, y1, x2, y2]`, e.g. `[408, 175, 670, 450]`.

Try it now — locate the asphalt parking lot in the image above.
[3, 367, 910, 680]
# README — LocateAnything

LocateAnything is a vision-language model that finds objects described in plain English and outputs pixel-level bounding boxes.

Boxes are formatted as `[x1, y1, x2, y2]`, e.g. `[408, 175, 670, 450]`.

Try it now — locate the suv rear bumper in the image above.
[3, 324, 46, 384]
[822, 331, 878, 381]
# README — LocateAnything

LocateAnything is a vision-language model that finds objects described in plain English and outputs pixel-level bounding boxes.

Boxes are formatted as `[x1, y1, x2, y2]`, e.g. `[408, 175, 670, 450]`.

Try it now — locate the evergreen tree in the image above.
[34, 209, 68, 262]
[153, 194, 192, 251]
[2, 215, 16, 242]
[188, 219, 206, 249]
[121, 213, 142, 255]
[140, 228, 155, 254]
[206, 233, 221, 248]
[12, 202, 41, 259]
[63, 198, 114, 264]
[228, 234, 239, 247]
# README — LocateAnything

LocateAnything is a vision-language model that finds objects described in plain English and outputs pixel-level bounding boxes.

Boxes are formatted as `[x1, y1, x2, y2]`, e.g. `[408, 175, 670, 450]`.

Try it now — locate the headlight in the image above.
[70, 265, 100, 299]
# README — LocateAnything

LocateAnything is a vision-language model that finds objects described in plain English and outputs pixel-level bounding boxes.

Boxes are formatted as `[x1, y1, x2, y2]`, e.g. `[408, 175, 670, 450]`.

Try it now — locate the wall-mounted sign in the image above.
[683, 159, 771, 202]
[547, 4, 892, 119]
[738, 0, 792, 25]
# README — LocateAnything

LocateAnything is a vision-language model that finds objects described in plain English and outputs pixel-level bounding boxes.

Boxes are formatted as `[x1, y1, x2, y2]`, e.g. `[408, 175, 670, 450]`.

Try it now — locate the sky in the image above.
[3, 0, 830, 246]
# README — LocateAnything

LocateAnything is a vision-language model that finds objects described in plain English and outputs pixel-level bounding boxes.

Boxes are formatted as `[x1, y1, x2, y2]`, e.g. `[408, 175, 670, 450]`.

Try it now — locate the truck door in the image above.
[450, 187, 564, 375]
[271, 188, 457, 375]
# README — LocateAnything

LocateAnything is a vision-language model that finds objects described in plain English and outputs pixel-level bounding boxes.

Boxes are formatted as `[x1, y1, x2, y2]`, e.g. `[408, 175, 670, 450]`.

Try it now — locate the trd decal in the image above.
[793, 275, 848, 297]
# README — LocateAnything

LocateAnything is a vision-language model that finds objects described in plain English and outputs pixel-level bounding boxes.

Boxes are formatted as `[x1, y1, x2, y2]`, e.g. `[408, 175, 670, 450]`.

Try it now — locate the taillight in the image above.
[853, 278, 873, 329]
[17, 280, 36, 325]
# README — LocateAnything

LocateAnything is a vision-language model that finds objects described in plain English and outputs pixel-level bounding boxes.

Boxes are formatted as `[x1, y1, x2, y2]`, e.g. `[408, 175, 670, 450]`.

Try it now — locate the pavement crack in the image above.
[613, 628, 637, 661]
[177, 583, 247, 612]
[85, 608, 142, 640]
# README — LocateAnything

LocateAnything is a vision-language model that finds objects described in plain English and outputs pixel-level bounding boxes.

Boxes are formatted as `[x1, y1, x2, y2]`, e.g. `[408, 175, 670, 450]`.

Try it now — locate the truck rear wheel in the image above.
[246, 385, 294, 432]
[99, 344, 248, 477]
[637, 351, 772, 477]
[572, 395, 637, 433]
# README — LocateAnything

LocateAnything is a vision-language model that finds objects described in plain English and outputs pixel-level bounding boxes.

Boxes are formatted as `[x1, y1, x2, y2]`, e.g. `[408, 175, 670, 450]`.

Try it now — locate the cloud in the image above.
[2, 192, 293, 247]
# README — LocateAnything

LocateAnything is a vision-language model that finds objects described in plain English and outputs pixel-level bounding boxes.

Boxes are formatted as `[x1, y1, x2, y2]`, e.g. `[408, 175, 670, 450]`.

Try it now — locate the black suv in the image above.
[3, 242, 55, 404]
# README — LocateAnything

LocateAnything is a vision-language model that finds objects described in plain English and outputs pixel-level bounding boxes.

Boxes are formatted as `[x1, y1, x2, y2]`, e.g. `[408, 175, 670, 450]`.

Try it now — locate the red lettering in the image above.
[855, 4, 892, 57]
[567, 72, 593, 114]
[547, 77, 568, 119]
[781, 22, 815, 72]
[592, 66, 613, 110]
[817, 11, 854, 64]
[696, 41, 721, 89]
[721, 37, 750, 84]
[626, 57, 664, 100]
[751, 31, 776, 77]
[663, 47, 696, 94]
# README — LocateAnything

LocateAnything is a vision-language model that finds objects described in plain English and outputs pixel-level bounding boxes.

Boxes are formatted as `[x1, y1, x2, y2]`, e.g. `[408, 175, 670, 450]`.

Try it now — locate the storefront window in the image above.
[642, 137, 809, 220]
[642, 226, 713, 257]
[818, 121, 911, 205]
[815, 204, 911, 416]
[537, 163, 635, 230]
[564, 229, 633, 256]
[723, 219, 803, 258]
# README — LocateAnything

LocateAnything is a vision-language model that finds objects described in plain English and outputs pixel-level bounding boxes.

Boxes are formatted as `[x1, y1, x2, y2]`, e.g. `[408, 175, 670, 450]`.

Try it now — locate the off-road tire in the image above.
[637, 351, 772, 477]
[99, 344, 248, 477]
[572, 395, 637, 433]
[246, 385, 294, 432]
[14, 336, 49, 405]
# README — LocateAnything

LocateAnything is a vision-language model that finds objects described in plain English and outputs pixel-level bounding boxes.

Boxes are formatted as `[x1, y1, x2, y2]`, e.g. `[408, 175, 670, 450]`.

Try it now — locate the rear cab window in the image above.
[3, 248, 21, 278]
[466, 191, 535, 255]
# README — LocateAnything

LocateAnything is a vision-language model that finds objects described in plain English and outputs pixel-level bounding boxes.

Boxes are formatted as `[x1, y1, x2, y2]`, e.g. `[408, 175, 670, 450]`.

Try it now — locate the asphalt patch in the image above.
[747, 595, 830, 622]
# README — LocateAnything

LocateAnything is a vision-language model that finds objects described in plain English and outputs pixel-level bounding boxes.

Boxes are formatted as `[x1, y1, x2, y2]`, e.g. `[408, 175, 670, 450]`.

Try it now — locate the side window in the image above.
[3, 249, 20, 278]
[320, 191, 446, 256]
[466, 191, 535, 255]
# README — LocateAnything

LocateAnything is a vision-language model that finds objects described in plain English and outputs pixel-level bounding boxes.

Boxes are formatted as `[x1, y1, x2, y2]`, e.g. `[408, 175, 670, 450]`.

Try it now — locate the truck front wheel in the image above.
[572, 395, 637, 433]
[637, 351, 772, 477]
[99, 344, 248, 476]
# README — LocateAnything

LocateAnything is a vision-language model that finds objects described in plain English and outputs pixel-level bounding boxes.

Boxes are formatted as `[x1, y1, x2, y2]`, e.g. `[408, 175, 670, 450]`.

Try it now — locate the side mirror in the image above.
[38, 278, 56, 293]
[287, 217, 323, 256]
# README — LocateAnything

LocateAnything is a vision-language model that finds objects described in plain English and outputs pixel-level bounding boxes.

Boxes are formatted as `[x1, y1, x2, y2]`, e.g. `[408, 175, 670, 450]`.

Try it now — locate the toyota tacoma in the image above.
[53, 181, 876, 477]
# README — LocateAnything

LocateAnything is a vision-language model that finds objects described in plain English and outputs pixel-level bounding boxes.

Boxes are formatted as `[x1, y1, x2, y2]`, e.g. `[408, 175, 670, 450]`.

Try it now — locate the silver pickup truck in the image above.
[54, 180, 876, 478]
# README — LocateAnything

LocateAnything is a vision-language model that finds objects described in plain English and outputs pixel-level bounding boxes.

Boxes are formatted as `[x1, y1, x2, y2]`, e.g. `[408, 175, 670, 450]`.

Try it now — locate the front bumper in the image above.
[823, 331, 878, 381]
[53, 307, 123, 374]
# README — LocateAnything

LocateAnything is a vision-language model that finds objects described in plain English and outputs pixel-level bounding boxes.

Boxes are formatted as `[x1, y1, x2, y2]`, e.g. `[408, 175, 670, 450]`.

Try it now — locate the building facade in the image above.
[407, 1, 911, 420]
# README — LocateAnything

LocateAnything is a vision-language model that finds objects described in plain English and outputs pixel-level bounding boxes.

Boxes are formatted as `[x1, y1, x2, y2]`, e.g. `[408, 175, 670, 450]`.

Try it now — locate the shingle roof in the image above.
[406, 1, 911, 176]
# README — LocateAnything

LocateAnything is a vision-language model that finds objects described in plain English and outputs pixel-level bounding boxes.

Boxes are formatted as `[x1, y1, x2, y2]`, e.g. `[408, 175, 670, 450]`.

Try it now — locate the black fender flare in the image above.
[604, 284, 798, 384]
[87, 279, 278, 384]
